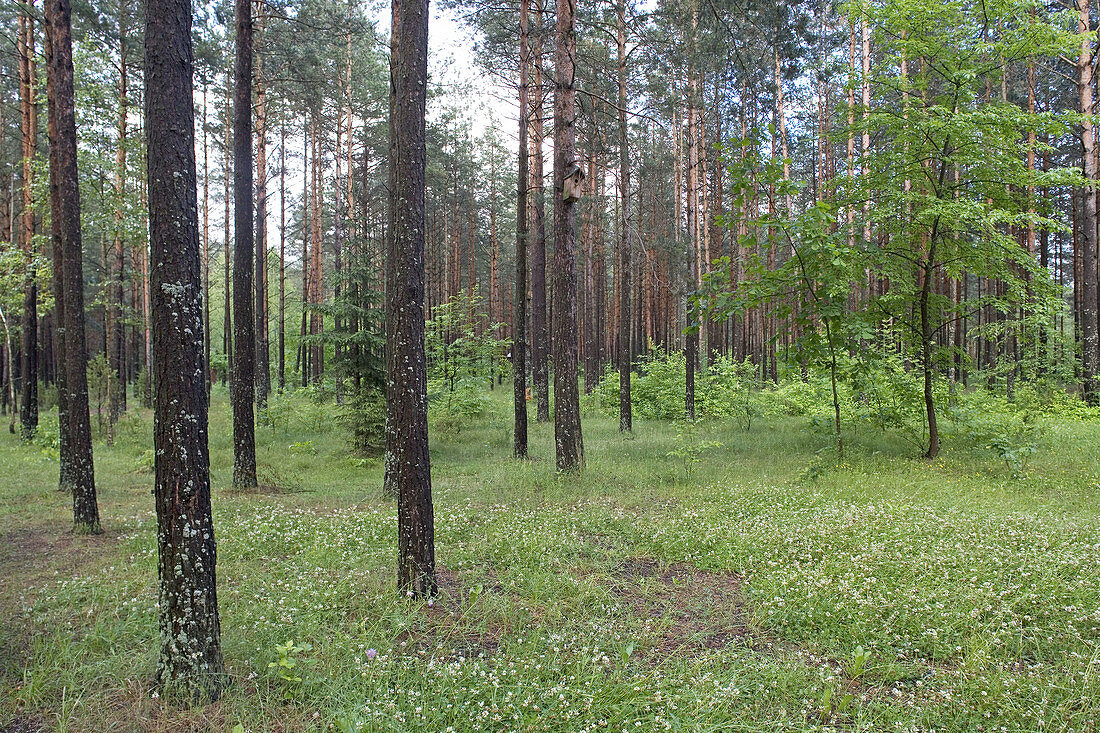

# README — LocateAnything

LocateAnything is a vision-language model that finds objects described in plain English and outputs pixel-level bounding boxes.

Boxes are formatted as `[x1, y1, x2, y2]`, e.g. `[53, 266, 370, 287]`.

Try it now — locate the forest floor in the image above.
[2, 386, 1100, 732]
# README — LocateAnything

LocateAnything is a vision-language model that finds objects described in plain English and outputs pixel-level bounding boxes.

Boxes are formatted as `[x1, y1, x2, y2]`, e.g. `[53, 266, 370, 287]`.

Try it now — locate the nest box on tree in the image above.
[562, 162, 585, 203]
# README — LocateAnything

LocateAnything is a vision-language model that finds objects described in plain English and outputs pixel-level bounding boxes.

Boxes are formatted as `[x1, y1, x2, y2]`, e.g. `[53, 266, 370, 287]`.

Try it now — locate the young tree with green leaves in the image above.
[844, 0, 1075, 458]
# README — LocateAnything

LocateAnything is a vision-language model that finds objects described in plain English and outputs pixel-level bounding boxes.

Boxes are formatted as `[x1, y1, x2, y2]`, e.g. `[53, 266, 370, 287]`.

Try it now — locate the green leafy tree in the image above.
[840, 0, 1076, 458]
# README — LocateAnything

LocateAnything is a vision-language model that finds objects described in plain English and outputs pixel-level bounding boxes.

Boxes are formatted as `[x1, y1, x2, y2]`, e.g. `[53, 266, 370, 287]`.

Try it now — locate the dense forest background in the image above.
[2, 0, 1099, 458]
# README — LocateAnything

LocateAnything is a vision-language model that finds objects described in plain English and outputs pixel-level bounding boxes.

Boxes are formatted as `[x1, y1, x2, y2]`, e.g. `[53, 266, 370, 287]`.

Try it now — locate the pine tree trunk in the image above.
[278, 122, 286, 392]
[145, 0, 225, 698]
[222, 82, 233, 385]
[387, 0, 435, 597]
[616, 0, 631, 432]
[530, 0, 550, 423]
[309, 114, 323, 385]
[514, 0, 530, 458]
[551, 0, 583, 471]
[18, 4, 38, 441]
[254, 0, 270, 408]
[110, 6, 129, 421]
[231, 0, 257, 489]
[299, 115, 310, 387]
[46, 26, 71, 490]
[202, 81, 211, 395]
[1078, 0, 1099, 403]
[45, 0, 99, 532]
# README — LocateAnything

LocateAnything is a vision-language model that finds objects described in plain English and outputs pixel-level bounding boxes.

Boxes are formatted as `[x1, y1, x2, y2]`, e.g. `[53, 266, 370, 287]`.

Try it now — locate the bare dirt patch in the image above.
[599, 556, 749, 658]
[0, 713, 49, 733]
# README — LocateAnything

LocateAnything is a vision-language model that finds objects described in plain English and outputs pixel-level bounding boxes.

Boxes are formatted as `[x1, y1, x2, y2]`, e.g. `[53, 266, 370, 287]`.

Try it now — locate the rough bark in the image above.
[44, 14, 71, 491]
[387, 0, 436, 597]
[551, 0, 583, 471]
[45, 0, 99, 532]
[145, 0, 225, 699]
[231, 0, 257, 489]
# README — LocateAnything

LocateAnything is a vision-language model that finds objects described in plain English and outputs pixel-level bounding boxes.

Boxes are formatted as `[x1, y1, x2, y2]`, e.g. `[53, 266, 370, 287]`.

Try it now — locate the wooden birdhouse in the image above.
[562, 162, 585, 203]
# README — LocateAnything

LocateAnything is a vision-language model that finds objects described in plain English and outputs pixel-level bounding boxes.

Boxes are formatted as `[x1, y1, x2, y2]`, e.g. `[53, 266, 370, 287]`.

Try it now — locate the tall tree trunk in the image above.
[45, 13, 71, 491]
[222, 81, 232, 385]
[387, 0, 435, 597]
[145, 0, 225, 698]
[18, 3, 38, 441]
[552, 0, 583, 471]
[514, 0, 530, 458]
[254, 0, 270, 408]
[231, 0, 257, 489]
[279, 121, 286, 392]
[299, 115, 310, 387]
[202, 82, 211, 395]
[109, 1, 128, 427]
[45, 0, 99, 532]
[310, 114, 323, 384]
[1078, 0, 1099, 403]
[530, 0, 550, 423]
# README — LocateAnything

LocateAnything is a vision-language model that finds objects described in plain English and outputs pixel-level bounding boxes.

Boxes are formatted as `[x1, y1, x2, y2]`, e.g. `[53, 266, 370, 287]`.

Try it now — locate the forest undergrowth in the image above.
[2, 385, 1100, 732]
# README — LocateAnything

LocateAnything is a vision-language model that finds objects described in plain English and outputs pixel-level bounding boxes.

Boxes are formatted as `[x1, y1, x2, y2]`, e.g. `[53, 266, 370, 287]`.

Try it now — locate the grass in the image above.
[2, 381, 1100, 732]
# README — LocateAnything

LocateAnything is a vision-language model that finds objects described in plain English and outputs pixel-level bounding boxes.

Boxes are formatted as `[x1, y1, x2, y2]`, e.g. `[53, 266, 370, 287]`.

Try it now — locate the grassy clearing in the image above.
[2, 385, 1100, 732]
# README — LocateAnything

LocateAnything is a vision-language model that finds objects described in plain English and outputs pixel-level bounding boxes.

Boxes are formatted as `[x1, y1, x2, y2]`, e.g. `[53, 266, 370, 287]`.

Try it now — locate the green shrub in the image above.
[341, 388, 386, 456]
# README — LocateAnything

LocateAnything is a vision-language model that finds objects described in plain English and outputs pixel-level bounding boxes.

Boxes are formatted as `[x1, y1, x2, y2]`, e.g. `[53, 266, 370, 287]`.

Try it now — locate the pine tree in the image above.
[145, 0, 225, 699]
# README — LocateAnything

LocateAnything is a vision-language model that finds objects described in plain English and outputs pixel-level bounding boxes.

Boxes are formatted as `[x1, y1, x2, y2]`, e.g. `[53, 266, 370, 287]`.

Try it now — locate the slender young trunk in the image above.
[145, 0, 225, 697]
[18, 4, 38, 441]
[279, 122, 286, 391]
[552, 0, 583, 470]
[530, 0, 550, 423]
[514, 0, 530, 458]
[45, 0, 100, 532]
[387, 0, 436, 597]
[921, 244, 939, 459]
[141, 177, 152, 408]
[310, 114, 323, 384]
[231, 0, 257, 489]
[202, 82, 211, 395]
[299, 115, 309, 387]
[223, 82, 233, 384]
[333, 54, 346, 405]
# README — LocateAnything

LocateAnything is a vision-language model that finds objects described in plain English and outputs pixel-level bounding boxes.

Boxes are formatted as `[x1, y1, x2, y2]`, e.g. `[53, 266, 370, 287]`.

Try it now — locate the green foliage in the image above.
[665, 423, 723, 475]
[946, 391, 1044, 477]
[424, 289, 508, 435]
[593, 351, 760, 423]
[426, 288, 510, 389]
[340, 389, 386, 456]
[134, 449, 155, 474]
[31, 416, 60, 462]
[427, 378, 494, 436]
[267, 639, 312, 700]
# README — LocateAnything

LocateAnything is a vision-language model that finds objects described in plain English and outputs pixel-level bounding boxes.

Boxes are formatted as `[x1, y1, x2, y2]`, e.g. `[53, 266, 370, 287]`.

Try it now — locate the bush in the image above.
[592, 351, 764, 425]
[341, 389, 386, 456]
[427, 377, 493, 435]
